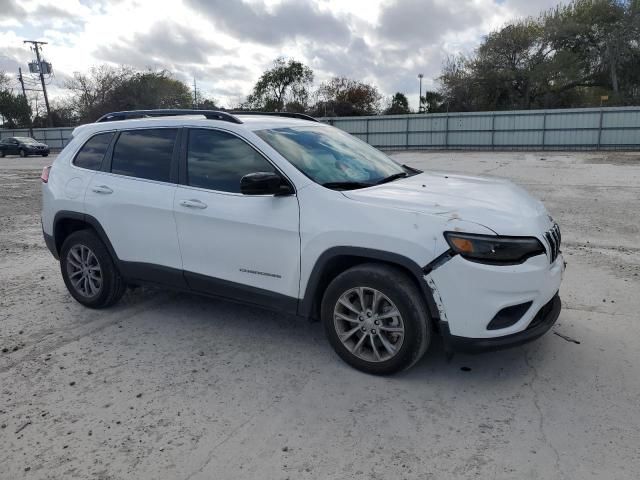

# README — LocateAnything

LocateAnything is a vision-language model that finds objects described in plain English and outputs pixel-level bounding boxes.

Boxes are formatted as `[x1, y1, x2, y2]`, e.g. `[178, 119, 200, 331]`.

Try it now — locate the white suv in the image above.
[41, 109, 564, 374]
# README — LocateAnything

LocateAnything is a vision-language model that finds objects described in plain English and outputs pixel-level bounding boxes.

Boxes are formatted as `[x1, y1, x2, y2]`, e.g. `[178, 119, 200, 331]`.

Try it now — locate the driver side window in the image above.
[187, 129, 275, 193]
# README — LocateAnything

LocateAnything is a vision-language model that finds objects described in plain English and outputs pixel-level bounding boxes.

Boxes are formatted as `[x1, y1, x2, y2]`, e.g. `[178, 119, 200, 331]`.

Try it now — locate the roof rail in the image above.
[230, 111, 319, 123]
[95, 109, 243, 124]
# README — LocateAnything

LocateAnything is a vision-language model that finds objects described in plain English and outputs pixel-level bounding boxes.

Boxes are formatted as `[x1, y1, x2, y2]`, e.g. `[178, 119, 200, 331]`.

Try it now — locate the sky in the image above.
[0, 0, 566, 111]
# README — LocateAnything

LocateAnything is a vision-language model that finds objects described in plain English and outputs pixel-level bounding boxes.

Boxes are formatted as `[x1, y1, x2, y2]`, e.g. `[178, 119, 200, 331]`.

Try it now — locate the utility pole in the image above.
[417, 73, 424, 113]
[193, 76, 197, 109]
[23, 40, 52, 127]
[17, 68, 34, 137]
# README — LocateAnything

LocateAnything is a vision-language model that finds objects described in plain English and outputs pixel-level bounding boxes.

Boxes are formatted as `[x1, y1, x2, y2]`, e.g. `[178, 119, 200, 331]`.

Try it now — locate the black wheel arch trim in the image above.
[52, 210, 121, 265]
[299, 246, 441, 322]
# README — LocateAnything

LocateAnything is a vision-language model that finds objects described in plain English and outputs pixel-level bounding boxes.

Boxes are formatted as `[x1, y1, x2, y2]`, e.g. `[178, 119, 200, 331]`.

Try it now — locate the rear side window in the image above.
[73, 132, 114, 170]
[111, 129, 177, 182]
[187, 129, 275, 193]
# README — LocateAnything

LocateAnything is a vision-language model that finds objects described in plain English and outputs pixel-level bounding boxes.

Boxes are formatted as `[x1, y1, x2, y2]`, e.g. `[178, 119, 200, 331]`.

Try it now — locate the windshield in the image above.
[255, 126, 407, 188]
[15, 137, 38, 144]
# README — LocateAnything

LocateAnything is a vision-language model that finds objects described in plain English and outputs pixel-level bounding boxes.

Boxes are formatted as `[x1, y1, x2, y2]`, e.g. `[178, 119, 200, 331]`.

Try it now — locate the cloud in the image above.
[0, 0, 574, 110]
[1, 0, 26, 17]
[186, 0, 352, 46]
[94, 21, 230, 68]
[376, 0, 483, 47]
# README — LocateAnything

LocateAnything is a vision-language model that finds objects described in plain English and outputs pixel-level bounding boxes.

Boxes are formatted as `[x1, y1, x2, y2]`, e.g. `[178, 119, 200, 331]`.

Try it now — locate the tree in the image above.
[65, 66, 192, 122]
[246, 57, 313, 112]
[32, 98, 77, 127]
[109, 71, 192, 112]
[422, 91, 445, 113]
[313, 77, 382, 116]
[65, 65, 133, 123]
[0, 91, 32, 128]
[197, 98, 218, 110]
[0, 71, 10, 90]
[544, 0, 640, 102]
[384, 92, 411, 115]
[0, 71, 32, 128]
[437, 0, 640, 110]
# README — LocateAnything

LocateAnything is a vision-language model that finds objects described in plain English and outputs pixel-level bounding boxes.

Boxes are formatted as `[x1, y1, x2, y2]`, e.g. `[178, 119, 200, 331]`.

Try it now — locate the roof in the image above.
[73, 112, 324, 138]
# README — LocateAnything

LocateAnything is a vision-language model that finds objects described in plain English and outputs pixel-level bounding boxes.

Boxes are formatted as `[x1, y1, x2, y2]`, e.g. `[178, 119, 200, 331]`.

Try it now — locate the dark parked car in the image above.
[0, 137, 50, 157]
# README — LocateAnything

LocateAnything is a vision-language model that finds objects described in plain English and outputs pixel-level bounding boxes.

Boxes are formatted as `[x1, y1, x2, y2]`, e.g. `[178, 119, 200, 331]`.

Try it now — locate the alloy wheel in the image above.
[66, 244, 103, 297]
[333, 287, 405, 363]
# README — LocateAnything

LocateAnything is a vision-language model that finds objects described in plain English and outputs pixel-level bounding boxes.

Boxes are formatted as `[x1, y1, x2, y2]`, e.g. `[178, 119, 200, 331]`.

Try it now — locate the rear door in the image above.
[85, 127, 184, 285]
[173, 128, 300, 311]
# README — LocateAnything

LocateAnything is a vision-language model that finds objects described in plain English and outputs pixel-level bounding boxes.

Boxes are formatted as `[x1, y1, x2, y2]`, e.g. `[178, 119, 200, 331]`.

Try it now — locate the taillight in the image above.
[41, 165, 52, 183]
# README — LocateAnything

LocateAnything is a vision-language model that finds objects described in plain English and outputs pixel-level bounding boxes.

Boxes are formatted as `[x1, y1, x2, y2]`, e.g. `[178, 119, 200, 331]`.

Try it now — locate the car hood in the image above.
[342, 172, 552, 236]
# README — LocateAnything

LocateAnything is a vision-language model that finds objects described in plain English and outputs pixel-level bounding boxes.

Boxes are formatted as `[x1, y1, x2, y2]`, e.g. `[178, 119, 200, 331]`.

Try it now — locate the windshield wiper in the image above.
[402, 164, 422, 174]
[375, 172, 409, 185]
[322, 181, 373, 190]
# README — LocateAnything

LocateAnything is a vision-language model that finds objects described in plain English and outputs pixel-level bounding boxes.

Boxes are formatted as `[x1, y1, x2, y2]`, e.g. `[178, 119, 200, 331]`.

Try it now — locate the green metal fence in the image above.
[0, 127, 73, 150]
[320, 106, 640, 150]
[2, 106, 639, 151]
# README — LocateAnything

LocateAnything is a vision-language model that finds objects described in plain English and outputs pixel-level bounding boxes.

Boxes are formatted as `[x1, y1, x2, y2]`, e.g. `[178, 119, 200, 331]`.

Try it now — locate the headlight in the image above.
[444, 232, 545, 265]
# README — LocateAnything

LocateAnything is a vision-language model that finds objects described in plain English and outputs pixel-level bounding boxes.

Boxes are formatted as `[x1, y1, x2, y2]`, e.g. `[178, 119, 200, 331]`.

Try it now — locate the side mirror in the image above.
[240, 172, 294, 196]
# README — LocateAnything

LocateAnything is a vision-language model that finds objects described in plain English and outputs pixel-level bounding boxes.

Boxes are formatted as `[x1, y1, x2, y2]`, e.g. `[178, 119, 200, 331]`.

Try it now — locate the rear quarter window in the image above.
[73, 132, 115, 170]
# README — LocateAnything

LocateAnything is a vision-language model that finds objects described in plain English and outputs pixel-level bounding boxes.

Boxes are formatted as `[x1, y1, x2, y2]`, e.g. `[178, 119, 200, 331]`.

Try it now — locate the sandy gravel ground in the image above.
[1, 151, 639, 480]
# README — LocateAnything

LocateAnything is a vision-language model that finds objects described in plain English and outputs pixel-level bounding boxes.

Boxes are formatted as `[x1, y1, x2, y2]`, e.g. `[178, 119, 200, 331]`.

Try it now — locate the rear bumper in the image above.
[440, 293, 561, 353]
[43, 229, 58, 260]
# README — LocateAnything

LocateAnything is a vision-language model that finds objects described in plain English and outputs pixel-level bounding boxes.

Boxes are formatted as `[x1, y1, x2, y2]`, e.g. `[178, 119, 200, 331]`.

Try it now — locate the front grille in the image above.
[544, 223, 561, 263]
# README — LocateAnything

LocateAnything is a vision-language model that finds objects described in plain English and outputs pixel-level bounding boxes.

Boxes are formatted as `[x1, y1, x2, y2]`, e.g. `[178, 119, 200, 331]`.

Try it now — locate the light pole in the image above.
[417, 73, 424, 113]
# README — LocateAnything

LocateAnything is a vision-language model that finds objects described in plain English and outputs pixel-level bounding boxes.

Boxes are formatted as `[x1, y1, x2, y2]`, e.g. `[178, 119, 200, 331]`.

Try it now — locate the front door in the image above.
[174, 128, 300, 312]
[8, 139, 20, 155]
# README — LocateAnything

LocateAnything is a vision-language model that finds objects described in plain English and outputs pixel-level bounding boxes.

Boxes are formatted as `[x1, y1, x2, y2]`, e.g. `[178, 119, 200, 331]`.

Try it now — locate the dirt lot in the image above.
[1, 151, 639, 480]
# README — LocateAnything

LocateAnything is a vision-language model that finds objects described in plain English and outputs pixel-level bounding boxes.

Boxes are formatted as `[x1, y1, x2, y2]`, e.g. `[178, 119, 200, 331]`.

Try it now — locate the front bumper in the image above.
[440, 293, 561, 352]
[29, 148, 50, 155]
[425, 251, 564, 350]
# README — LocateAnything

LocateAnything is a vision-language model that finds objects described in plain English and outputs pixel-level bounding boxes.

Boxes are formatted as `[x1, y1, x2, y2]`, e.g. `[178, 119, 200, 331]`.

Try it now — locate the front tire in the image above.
[19, 149, 27, 157]
[42, 153, 49, 157]
[60, 230, 126, 309]
[321, 263, 431, 375]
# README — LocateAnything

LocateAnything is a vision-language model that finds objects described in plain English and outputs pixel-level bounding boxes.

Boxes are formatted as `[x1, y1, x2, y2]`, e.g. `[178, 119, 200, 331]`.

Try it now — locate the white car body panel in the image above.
[41, 135, 95, 235]
[427, 254, 564, 338]
[85, 172, 182, 269]
[42, 113, 565, 346]
[341, 171, 552, 236]
[174, 185, 300, 298]
[295, 181, 495, 297]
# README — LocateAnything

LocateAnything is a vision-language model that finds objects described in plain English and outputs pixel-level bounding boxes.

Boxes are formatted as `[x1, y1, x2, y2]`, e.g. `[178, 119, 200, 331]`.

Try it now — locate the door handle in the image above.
[92, 185, 113, 194]
[179, 199, 207, 209]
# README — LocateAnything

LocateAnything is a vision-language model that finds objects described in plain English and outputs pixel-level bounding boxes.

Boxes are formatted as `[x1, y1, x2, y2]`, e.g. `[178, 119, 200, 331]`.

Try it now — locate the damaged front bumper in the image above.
[440, 293, 561, 353]
[424, 252, 564, 352]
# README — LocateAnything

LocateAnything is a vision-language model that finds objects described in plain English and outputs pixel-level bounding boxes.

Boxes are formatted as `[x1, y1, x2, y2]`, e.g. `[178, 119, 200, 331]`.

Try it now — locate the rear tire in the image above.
[60, 230, 126, 309]
[0, 150, 5, 158]
[321, 263, 431, 375]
